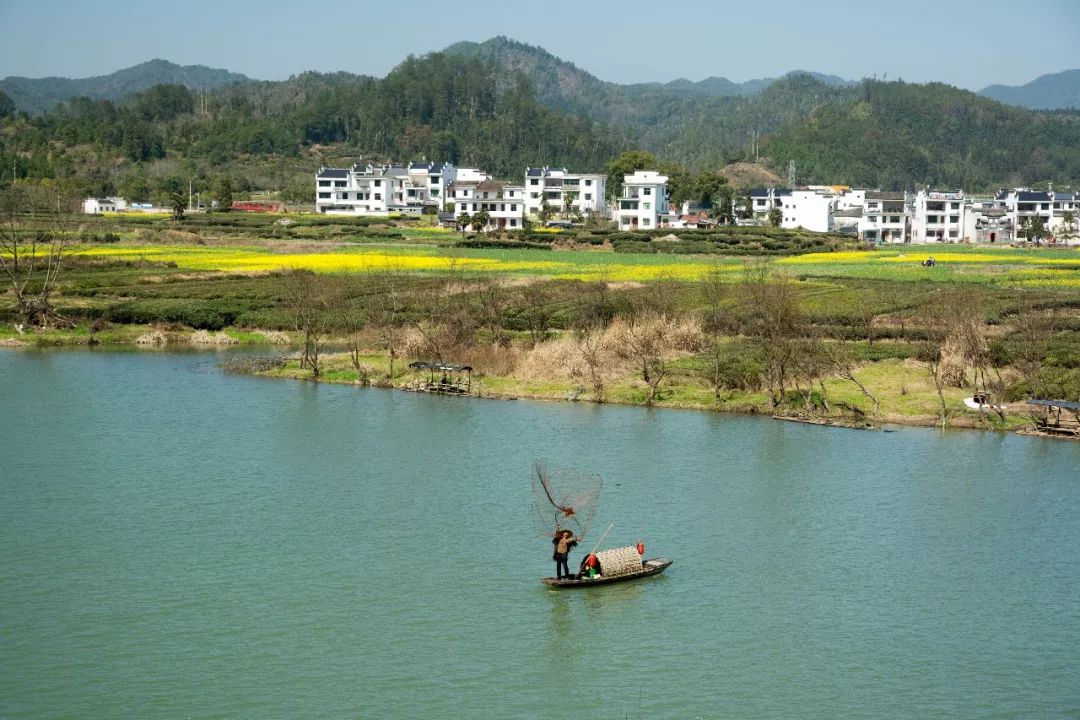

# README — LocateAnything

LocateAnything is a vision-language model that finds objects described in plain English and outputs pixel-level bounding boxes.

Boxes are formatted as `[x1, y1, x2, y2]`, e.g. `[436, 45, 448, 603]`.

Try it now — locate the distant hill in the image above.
[0, 59, 251, 114]
[978, 69, 1080, 110]
[442, 37, 850, 109]
[441, 37, 856, 168]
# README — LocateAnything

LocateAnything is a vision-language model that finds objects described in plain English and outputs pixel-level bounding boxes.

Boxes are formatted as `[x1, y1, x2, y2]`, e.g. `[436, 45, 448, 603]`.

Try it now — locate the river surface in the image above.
[1, 350, 1079, 719]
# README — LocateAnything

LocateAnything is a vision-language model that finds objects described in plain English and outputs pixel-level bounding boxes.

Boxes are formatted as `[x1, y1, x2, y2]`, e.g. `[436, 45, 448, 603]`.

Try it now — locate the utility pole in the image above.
[188, 179, 193, 211]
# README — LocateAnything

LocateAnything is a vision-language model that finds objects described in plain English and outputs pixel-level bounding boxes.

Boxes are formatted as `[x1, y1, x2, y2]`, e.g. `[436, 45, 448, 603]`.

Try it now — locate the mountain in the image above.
[978, 69, 1080, 110]
[0, 59, 251, 115]
[763, 81, 1080, 189]
[442, 37, 848, 113]
[441, 37, 856, 168]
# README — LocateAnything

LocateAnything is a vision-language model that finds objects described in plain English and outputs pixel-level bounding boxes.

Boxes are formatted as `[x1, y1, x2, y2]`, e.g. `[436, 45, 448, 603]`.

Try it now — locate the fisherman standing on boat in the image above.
[552, 529, 578, 580]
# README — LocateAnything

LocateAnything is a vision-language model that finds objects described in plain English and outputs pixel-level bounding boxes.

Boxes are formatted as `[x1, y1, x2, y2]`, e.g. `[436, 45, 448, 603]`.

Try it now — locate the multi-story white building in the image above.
[859, 191, 908, 243]
[750, 187, 836, 232]
[523, 167, 606, 220]
[614, 171, 668, 230]
[912, 189, 966, 242]
[992, 189, 1080, 241]
[449, 180, 526, 231]
[315, 161, 455, 215]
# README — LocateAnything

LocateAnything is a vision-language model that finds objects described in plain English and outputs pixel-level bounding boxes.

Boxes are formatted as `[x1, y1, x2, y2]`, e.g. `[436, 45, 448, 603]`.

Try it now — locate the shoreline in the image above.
[2, 330, 1036, 434]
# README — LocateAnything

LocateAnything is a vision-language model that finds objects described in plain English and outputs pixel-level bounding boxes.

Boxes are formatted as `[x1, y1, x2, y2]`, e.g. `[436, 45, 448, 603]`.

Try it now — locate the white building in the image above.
[614, 171, 668, 230]
[750, 187, 836, 232]
[449, 180, 526, 231]
[315, 161, 455, 215]
[454, 167, 491, 184]
[523, 167, 606, 220]
[859, 191, 908, 243]
[83, 197, 126, 214]
[912, 189, 966, 243]
[992, 189, 1080, 242]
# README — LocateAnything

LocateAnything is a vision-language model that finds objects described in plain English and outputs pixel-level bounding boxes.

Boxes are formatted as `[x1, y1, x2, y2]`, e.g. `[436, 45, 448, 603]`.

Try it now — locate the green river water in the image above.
[1, 350, 1078, 718]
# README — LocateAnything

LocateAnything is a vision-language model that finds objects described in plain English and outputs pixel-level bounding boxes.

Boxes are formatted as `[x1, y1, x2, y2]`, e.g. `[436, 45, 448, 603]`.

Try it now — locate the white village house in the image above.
[614, 170, 669, 230]
[448, 179, 526, 231]
[82, 197, 127, 214]
[523, 166, 606, 220]
[315, 161, 455, 215]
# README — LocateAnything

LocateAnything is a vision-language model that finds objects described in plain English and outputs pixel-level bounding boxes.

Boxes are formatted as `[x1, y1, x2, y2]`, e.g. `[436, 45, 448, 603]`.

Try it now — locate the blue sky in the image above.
[2, 0, 1078, 89]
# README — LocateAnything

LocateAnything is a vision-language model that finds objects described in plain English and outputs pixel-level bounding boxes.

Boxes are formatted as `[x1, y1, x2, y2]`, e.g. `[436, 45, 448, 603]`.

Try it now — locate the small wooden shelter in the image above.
[1024, 399, 1080, 439]
[406, 361, 474, 395]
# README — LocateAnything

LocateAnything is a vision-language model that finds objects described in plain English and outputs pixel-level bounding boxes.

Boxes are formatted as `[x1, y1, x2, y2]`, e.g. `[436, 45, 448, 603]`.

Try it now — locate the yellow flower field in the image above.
[72, 244, 741, 282]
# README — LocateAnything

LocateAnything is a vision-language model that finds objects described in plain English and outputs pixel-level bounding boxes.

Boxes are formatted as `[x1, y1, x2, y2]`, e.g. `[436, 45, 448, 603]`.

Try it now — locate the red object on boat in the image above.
[586, 554, 597, 568]
[636, 541, 645, 555]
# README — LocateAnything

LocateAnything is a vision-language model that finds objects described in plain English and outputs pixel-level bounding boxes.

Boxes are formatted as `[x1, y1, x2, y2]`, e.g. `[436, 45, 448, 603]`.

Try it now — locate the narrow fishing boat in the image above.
[531, 460, 672, 589]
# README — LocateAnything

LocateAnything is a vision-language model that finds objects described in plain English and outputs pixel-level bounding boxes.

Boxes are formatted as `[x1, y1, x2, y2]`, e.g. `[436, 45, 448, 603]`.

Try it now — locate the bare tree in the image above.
[919, 291, 990, 428]
[521, 283, 554, 347]
[370, 278, 403, 384]
[614, 310, 670, 406]
[332, 277, 367, 372]
[738, 264, 803, 410]
[283, 270, 333, 378]
[573, 323, 608, 403]
[476, 278, 509, 346]
[0, 185, 74, 327]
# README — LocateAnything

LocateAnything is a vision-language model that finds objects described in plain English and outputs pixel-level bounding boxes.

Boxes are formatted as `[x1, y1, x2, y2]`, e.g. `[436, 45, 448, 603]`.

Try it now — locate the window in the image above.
[318, 180, 330, 187]
[584, 193, 592, 201]
[949, 229, 959, 238]
[643, 202, 651, 210]
[868, 202, 879, 210]
[950, 202, 960, 210]
[472, 204, 477, 212]
[430, 189, 439, 197]
[374, 194, 381, 200]
[949, 215, 959, 224]
[510, 219, 517, 227]
[459, 204, 467, 212]
[1042, 203, 1050, 211]
[374, 180, 382, 187]
[500, 204, 505, 212]
[643, 188, 651, 196]
[318, 192, 330, 199]
[642, 218, 651, 226]
[530, 179, 539, 185]
[510, 204, 516, 211]
[928, 215, 940, 224]
[585, 179, 592, 186]
[531, 192, 539, 199]
[867, 216, 877, 223]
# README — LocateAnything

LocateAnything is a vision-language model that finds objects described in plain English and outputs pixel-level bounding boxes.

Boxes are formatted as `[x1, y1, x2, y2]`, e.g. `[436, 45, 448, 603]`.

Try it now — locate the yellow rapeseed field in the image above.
[72, 244, 739, 281]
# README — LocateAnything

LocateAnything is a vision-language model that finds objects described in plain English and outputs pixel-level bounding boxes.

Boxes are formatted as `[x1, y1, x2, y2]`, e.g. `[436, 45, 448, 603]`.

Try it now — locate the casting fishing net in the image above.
[530, 459, 603, 541]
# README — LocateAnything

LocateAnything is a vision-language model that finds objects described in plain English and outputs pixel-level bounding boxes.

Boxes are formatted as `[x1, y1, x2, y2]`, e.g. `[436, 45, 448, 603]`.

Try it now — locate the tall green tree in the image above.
[215, 176, 234, 210]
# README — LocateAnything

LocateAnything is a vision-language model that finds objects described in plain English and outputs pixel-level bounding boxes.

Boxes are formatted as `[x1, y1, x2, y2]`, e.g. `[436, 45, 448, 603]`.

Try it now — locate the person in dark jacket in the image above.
[552, 529, 578, 580]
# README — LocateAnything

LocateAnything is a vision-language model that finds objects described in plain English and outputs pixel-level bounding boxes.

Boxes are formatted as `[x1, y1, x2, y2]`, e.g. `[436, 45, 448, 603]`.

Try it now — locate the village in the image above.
[83, 159, 1080, 246]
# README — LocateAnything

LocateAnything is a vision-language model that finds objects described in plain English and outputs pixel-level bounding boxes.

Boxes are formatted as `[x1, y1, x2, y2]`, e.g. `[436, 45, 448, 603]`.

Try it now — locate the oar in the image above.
[588, 523, 614, 556]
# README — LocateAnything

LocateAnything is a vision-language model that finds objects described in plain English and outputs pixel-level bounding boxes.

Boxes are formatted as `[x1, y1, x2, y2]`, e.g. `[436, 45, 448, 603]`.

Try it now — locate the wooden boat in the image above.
[541, 557, 673, 589]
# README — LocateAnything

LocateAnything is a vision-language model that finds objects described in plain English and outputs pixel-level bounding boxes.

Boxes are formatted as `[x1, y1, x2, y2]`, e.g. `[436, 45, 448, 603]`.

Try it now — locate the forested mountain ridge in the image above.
[762, 81, 1080, 189]
[3, 39, 1080, 201]
[0, 59, 251, 115]
[978, 69, 1080, 110]
[0, 53, 621, 202]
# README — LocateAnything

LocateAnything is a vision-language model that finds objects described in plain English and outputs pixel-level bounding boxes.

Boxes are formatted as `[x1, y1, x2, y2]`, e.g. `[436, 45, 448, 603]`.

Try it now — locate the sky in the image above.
[2, 0, 1079, 90]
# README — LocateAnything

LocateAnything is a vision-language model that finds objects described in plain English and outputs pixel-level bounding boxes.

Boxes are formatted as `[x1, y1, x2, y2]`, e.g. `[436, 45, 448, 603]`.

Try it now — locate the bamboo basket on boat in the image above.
[594, 546, 643, 578]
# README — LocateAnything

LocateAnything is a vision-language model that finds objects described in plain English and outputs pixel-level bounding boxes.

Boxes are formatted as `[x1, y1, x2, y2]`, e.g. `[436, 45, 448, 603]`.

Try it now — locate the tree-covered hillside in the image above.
[761, 81, 1080, 189]
[4, 39, 1080, 198]
[0, 53, 621, 201]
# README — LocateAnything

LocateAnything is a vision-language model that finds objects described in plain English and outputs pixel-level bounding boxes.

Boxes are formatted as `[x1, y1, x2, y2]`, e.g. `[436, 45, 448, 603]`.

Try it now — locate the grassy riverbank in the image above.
[4, 212, 1080, 432]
